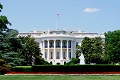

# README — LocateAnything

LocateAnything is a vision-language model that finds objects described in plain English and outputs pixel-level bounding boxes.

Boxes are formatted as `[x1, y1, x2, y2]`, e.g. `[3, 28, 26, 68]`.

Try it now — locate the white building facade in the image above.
[19, 29, 105, 65]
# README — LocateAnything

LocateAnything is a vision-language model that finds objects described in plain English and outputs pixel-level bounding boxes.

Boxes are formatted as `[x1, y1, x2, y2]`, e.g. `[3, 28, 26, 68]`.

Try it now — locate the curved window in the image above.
[56, 41, 60, 48]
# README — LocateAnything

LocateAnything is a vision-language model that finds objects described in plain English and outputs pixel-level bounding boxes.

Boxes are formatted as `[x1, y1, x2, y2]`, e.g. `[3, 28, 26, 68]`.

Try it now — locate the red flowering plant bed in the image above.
[6, 71, 120, 74]
[6, 65, 120, 75]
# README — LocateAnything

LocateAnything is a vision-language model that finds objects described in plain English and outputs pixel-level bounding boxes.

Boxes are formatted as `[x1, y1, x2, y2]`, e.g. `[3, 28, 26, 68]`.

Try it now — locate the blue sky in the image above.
[1, 0, 120, 33]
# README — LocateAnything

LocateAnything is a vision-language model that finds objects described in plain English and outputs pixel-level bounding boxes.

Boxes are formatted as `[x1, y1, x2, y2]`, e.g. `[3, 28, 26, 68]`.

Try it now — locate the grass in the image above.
[0, 75, 120, 80]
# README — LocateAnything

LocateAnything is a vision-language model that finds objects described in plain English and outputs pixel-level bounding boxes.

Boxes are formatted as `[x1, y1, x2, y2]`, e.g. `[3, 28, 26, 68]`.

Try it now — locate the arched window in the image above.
[56, 41, 60, 48]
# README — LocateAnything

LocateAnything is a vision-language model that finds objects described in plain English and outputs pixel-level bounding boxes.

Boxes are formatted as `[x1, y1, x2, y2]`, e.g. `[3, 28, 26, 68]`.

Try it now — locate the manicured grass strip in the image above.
[13, 66, 32, 68]
[0, 75, 120, 80]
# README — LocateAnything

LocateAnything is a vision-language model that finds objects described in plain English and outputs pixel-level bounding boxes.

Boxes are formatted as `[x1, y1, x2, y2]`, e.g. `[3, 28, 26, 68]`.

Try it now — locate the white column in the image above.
[54, 40, 56, 60]
[43, 40, 45, 58]
[47, 40, 49, 60]
[66, 40, 69, 59]
[71, 40, 73, 59]
[60, 40, 63, 59]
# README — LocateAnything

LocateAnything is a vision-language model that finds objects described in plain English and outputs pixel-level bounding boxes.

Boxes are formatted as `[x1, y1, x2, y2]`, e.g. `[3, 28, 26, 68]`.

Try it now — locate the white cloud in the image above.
[83, 8, 100, 13]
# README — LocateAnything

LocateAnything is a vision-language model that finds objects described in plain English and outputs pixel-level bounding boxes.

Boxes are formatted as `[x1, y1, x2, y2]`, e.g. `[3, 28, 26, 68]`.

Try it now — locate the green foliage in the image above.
[32, 64, 120, 72]
[2, 52, 24, 66]
[81, 37, 104, 64]
[65, 58, 79, 65]
[0, 15, 11, 33]
[0, 4, 43, 66]
[105, 30, 120, 63]
[35, 57, 50, 65]
[75, 45, 81, 58]
[0, 3, 24, 66]
[18, 35, 42, 65]
[0, 59, 5, 66]
[0, 59, 12, 74]
[0, 3, 3, 12]
[12, 66, 32, 72]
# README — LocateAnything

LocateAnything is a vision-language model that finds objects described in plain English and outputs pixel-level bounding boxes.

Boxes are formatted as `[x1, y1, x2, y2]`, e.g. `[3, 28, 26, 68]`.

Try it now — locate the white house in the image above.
[19, 28, 105, 65]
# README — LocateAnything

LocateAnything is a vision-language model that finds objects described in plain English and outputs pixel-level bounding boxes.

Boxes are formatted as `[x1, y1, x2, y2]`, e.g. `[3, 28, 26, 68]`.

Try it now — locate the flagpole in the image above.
[56, 14, 58, 30]
[56, 14, 60, 30]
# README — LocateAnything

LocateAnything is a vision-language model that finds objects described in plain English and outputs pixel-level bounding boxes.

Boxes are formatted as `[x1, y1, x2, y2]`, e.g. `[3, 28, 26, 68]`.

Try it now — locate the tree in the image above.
[0, 59, 12, 74]
[2, 52, 24, 66]
[105, 30, 120, 64]
[0, 3, 23, 66]
[81, 37, 92, 63]
[81, 37, 104, 64]
[0, 4, 3, 12]
[18, 35, 42, 65]
[65, 58, 79, 65]
[75, 45, 81, 58]
[90, 37, 104, 63]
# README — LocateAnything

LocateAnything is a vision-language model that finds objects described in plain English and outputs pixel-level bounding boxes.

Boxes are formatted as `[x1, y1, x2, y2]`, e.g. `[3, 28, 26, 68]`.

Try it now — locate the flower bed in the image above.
[6, 71, 120, 74]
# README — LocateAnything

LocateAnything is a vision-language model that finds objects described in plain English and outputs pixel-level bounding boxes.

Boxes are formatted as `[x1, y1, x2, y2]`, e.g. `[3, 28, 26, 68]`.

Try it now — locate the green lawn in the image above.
[0, 75, 120, 80]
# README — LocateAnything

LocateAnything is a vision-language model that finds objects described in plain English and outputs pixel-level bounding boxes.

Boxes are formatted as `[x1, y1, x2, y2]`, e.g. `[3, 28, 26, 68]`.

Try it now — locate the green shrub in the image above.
[0, 65, 12, 75]
[35, 58, 50, 65]
[32, 64, 120, 72]
[0, 59, 12, 74]
[0, 59, 6, 66]
[12, 66, 32, 72]
[65, 58, 79, 65]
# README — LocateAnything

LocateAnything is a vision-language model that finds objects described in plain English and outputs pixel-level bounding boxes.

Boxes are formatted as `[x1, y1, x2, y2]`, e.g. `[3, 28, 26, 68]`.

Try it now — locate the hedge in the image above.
[12, 66, 32, 72]
[32, 65, 120, 72]
[12, 65, 120, 72]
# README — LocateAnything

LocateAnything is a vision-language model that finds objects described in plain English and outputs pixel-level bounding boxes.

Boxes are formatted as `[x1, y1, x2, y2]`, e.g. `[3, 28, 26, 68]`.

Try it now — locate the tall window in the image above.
[69, 52, 71, 59]
[50, 52, 53, 59]
[56, 52, 59, 59]
[76, 42, 79, 47]
[68, 41, 71, 48]
[45, 41, 47, 48]
[45, 52, 47, 59]
[56, 41, 60, 48]
[63, 41, 66, 48]
[63, 52, 66, 59]
[50, 42, 53, 48]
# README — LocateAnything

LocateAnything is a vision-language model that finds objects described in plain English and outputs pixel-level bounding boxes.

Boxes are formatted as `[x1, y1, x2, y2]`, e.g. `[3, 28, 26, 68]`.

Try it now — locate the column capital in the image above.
[42, 40, 45, 42]
[66, 40, 69, 41]
[60, 39, 63, 41]
[53, 39, 56, 41]
[47, 39, 49, 41]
